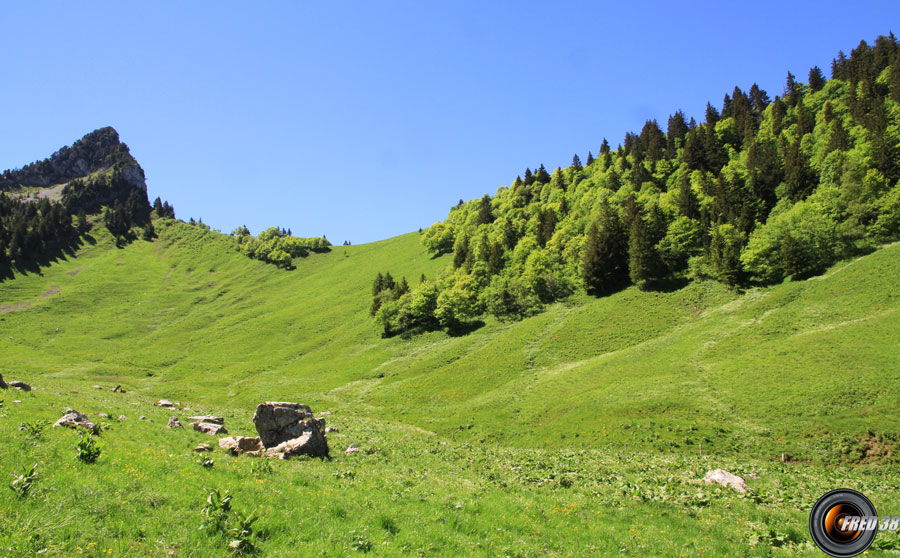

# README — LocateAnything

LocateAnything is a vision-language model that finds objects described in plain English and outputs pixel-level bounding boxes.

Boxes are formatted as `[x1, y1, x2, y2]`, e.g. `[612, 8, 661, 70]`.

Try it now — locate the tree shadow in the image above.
[446, 320, 486, 337]
[1, 232, 92, 283]
[646, 276, 690, 293]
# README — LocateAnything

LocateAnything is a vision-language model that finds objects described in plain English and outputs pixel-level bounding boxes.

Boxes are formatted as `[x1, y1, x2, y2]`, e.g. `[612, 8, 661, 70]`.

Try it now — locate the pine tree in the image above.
[666, 111, 689, 158]
[628, 212, 656, 290]
[705, 102, 720, 125]
[373, 272, 385, 296]
[476, 195, 493, 225]
[808, 66, 826, 91]
[586, 151, 594, 166]
[572, 154, 582, 171]
[676, 173, 699, 220]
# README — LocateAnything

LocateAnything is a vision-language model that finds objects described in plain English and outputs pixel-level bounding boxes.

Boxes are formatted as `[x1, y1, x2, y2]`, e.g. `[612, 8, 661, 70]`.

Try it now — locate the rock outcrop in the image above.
[252, 402, 329, 458]
[53, 408, 99, 434]
[702, 469, 747, 493]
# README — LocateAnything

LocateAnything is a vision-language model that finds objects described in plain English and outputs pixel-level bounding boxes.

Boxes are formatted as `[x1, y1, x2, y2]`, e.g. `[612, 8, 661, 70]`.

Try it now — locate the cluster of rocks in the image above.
[164, 412, 228, 435]
[52, 408, 99, 434]
[218, 402, 329, 460]
[0, 373, 32, 392]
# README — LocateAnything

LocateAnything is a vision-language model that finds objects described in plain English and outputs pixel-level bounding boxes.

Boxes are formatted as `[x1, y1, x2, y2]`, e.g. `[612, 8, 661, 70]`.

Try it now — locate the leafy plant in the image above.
[249, 459, 272, 477]
[75, 432, 101, 463]
[227, 511, 258, 555]
[19, 420, 48, 443]
[9, 463, 38, 497]
[199, 488, 232, 534]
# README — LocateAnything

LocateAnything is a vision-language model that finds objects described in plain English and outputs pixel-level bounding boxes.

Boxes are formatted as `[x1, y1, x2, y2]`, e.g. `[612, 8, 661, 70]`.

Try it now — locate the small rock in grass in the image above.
[93, 385, 103, 390]
[188, 415, 224, 425]
[193, 443, 213, 452]
[139, 416, 150, 421]
[194, 422, 227, 436]
[702, 469, 747, 493]
[118, 415, 128, 421]
[325, 426, 339, 433]
[154, 399, 174, 408]
[167, 416, 184, 429]
[53, 408, 99, 434]
[345, 444, 360, 455]
[9, 381, 32, 391]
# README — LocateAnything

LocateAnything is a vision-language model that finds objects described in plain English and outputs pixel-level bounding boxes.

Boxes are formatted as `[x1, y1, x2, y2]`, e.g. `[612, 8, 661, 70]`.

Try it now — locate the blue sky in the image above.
[1, 1, 897, 243]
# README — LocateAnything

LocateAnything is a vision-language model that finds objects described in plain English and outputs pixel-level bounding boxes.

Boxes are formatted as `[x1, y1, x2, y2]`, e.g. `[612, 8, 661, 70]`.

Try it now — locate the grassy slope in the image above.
[2, 221, 899, 461]
[2, 221, 900, 556]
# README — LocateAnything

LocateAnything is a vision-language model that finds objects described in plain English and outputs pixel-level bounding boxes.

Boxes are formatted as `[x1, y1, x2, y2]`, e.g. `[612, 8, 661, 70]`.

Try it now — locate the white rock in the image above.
[702, 469, 747, 493]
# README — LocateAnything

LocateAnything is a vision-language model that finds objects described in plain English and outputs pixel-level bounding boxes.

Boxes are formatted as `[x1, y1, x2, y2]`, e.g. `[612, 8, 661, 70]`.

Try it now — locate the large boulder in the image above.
[702, 469, 747, 493]
[253, 402, 329, 458]
[53, 408, 98, 434]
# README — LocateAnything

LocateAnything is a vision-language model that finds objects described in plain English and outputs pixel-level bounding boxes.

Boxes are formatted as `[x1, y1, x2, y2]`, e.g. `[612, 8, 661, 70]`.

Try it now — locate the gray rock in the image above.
[252, 402, 314, 447]
[345, 444, 360, 455]
[187, 415, 224, 425]
[266, 429, 329, 459]
[167, 416, 184, 429]
[193, 443, 213, 452]
[154, 399, 174, 407]
[93, 385, 103, 390]
[118, 415, 128, 421]
[252, 402, 328, 458]
[53, 408, 98, 434]
[9, 381, 32, 391]
[139, 416, 149, 421]
[194, 422, 227, 436]
[325, 426, 339, 433]
[702, 469, 747, 493]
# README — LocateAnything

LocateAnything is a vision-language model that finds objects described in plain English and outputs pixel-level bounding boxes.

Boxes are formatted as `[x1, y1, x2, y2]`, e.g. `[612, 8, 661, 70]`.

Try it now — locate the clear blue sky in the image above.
[1, 2, 896, 243]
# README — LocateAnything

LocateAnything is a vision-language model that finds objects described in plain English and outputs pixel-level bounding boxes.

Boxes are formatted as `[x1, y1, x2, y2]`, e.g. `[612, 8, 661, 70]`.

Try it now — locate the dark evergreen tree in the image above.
[572, 154, 582, 171]
[705, 102, 720, 125]
[476, 195, 493, 225]
[808, 66, 826, 91]
[666, 111, 689, 158]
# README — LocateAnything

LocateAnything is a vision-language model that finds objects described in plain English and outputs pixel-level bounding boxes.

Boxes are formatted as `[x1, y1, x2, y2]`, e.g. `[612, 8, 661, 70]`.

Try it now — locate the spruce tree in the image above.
[808, 66, 826, 91]
[476, 195, 493, 225]
[628, 213, 656, 290]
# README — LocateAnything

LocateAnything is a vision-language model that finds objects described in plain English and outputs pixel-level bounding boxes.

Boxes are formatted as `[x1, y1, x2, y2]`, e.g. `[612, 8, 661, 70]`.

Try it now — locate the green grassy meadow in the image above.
[2, 220, 900, 556]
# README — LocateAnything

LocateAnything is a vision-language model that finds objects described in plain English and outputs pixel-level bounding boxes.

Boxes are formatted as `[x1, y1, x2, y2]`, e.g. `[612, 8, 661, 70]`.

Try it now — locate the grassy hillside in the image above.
[2, 220, 900, 556]
[2, 220, 899, 464]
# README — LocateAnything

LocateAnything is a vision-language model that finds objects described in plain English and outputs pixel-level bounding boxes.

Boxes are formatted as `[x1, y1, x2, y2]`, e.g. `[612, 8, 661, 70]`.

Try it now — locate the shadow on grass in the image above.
[1, 232, 95, 283]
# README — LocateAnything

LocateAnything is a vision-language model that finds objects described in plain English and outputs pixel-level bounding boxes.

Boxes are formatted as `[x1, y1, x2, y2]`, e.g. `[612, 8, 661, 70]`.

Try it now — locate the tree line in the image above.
[373, 33, 900, 337]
